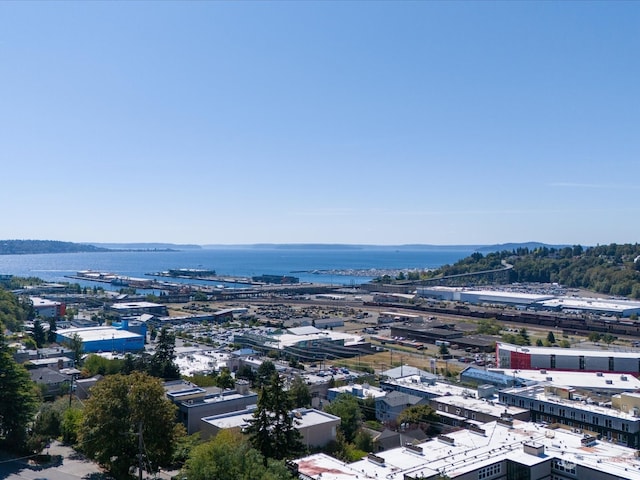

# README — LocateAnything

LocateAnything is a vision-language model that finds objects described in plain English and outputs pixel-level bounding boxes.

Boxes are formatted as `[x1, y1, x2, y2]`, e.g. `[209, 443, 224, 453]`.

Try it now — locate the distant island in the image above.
[0, 239, 572, 256]
[0, 240, 110, 255]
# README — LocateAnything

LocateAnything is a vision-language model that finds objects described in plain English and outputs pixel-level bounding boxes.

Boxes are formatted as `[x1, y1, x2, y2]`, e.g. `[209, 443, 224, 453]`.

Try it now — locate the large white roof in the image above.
[541, 297, 640, 313]
[295, 419, 640, 479]
[495, 368, 640, 391]
[498, 342, 640, 359]
[202, 408, 339, 430]
[58, 326, 141, 342]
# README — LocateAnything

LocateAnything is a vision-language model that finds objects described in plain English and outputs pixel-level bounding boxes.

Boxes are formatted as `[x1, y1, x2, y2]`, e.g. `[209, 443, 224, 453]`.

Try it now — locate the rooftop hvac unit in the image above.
[597, 372, 604, 377]
[546, 376, 553, 381]
[606, 380, 613, 385]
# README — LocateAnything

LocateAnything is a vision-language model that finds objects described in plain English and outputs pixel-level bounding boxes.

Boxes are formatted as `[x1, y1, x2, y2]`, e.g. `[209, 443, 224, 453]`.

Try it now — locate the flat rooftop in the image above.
[433, 394, 529, 418]
[329, 383, 386, 399]
[202, 408, 339, 430]
[501, 384, 640, 420]
[384, 376, 476, 398]
[295, 419, 640, 479]
[495, 368, 640, 391]
[111, 301, 164, 309]
[58, 326, 141, 342]
[498, 342, 640, 359]
[541, 297, 640, 312]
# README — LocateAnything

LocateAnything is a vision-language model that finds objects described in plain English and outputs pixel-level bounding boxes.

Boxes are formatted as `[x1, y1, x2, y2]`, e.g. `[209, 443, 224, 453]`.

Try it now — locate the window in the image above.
[478, 463, 502, 479]
[552, 459, 576, 476]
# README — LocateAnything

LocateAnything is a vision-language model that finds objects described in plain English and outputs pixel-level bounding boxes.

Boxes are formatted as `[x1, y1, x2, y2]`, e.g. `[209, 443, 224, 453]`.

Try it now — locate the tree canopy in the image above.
[183, 430, 294, 480]
[80, 372, 184, 479]
[0, 332, 40, 451]
[324, 393, 362, 444]
[377, 243, 640, 298]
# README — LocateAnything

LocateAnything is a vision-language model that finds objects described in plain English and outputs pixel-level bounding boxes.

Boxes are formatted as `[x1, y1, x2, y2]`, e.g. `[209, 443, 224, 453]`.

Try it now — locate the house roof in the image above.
[29, 367, 69, 385]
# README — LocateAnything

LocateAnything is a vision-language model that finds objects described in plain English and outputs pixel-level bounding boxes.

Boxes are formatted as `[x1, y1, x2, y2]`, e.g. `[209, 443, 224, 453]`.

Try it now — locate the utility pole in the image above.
[68, 373, 74, 408]
[138, 421, 144, 480]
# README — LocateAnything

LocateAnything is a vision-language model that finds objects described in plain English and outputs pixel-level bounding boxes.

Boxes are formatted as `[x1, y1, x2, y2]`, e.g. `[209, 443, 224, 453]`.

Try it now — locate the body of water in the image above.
[0, 247, 476, 288]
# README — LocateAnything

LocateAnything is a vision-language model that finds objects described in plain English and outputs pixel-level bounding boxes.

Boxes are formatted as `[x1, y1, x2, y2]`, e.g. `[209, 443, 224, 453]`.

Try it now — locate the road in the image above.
[0, 441, 110, 480]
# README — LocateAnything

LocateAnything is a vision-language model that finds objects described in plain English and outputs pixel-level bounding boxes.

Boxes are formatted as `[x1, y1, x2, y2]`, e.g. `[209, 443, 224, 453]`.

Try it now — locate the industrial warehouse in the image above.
[496, 342, 640, 375]
[416, 286, 640, 317]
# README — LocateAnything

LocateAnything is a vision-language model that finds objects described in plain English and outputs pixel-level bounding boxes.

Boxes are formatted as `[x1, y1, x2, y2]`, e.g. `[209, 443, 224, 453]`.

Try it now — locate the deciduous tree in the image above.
[80, 372, 184, 479]
[324, 393, 362, 443]
[183, 430, 293, 480]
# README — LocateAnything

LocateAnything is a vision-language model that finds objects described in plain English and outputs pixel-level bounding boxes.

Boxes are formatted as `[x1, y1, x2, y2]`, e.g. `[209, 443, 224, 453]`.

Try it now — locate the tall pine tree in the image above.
[0, 332, 40, 450]
[247, 372, 304, 466]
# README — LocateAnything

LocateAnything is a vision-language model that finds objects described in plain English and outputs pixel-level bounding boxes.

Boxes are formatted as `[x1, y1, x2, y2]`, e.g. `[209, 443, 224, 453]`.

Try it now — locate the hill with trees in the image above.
[0, 240, 109, 255]
[416, 243, 640, 299]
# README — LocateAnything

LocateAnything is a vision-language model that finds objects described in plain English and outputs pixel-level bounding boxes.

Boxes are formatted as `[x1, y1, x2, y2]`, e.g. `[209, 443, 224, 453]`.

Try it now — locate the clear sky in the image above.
[1, 1, 638, 246]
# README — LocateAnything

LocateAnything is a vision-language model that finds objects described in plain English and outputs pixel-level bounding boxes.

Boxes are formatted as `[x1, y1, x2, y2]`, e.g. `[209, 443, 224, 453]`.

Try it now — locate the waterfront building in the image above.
[30, 296, 66, 318]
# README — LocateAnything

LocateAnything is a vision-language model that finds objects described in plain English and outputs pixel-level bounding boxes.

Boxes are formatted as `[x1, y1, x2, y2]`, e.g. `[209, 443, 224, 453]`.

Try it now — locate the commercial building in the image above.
[294, 418, 640, 479]
[109, 301, 168, 317]
[235, 326, 372, 362]
[327, 383, 386, 403]
[497, 342, 640, 374]
[540, 297, 640, 318]
[499, 383, 640, 448]
[164, 379, 258, 435]
[30, 296, 66, 318]
[56, 326, 145, 353]
[459, 367, 524, 389]
[494, 368, 640, 395]
[200, 407, 340, 448]
[431, 394, 530, 428]
[416, 287, 554, 306]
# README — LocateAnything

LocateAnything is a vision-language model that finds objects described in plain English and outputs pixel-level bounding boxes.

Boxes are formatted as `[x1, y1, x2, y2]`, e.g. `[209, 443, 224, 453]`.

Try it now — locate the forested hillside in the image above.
[425, 243, 640, 299]
[0, 240, 108, 254]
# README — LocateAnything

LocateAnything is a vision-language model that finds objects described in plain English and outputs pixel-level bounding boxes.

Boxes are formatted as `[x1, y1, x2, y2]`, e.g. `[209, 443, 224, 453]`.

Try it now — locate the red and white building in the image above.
[497, 342, 640, 375]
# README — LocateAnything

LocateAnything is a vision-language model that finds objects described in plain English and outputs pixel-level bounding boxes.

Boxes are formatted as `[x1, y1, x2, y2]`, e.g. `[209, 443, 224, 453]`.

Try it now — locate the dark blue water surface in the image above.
[0, 247, 475, 287]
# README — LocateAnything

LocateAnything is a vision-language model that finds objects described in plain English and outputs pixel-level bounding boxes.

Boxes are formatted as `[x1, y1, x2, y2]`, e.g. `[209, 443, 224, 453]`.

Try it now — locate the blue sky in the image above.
[1, 1, 638, 246]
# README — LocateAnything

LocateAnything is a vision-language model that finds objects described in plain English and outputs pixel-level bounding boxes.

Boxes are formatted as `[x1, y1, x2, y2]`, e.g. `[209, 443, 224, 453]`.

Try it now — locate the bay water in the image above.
[0, 246, 476, 288]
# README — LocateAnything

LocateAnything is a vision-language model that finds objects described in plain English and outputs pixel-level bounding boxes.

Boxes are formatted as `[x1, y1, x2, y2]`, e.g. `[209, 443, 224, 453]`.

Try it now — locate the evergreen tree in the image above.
[288, 375, 311, 408]
[0, 332, 40, 451]
[255, 360, 276, 389]
[47, 317, 57, 343]
[247, 372, 304, 466]
[150, 327, 180, 379]
[68, 333, 84, 366]
[31, 319, 46, 348]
